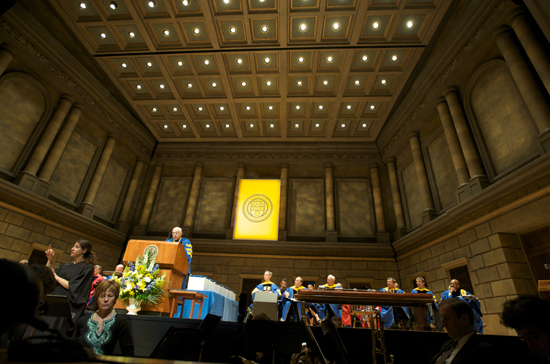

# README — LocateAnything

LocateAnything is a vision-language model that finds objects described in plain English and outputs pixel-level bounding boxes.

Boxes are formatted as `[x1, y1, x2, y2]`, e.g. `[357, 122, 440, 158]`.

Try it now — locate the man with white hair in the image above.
[167, 226, 193, 289]
[319, 274, 342, 320]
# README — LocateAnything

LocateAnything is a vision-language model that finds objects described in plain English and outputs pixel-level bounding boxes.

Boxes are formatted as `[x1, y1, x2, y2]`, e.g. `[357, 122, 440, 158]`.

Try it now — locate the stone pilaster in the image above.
[409, 133, 437, 224]
[116, 158, 146, 234]
[133, 163, 164, 236]
[182, 162, 204, 238]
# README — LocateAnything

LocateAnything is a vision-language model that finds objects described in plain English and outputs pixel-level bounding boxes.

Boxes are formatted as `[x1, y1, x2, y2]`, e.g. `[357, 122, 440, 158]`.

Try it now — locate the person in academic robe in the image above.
[304, 282, 321, 325]
[411, 276, 439, 326]
[441, 279, 483, 334]
[281, 277, 305, 321]
[75, 280, 134, 356]
[87, 265, 106, 308]
[380, 277, 410, 329]
[45, 240, 95, 333]
[252, 270, 281, 300]
[319, 274, 342, 319]
[166, 226, 192, 289]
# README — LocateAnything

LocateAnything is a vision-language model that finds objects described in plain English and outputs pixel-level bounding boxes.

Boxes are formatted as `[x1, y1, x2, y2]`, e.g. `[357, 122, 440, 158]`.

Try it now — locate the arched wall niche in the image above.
[464, 59, 540, 182]
[0, 72, 52, 178]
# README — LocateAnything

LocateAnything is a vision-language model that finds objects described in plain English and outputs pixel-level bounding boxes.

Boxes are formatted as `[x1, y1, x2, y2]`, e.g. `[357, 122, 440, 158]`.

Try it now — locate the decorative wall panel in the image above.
[94, 159, 130, 222]
[194, 178, 234, 233]
[149, 177, 191, 232]
[335, 179, 375, 237]
[288, 179, 325, 237]
[400, 160, 423, 229]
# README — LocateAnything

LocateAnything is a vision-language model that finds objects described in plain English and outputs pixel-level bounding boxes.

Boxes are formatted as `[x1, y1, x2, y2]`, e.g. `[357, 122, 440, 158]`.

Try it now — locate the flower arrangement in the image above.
[115, 252, 168, 306]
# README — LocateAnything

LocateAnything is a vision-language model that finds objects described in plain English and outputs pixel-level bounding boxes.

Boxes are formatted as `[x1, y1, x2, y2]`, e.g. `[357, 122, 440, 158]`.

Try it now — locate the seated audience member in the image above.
[19, 259, 28, 266]
[107, 264, 124, 280]
[319, 275, 342, 319]
[75, 280, 134, 356]
[252, 270, 281, 300]
[380, 277, 409, 329]
[281, 277, 305, 321]
[429, 298, 493, 364]
[501, 295, 550, 363]
[441, 279, 483, 333]
[411, 276, 439, 326]
[88, 265, 106, 308]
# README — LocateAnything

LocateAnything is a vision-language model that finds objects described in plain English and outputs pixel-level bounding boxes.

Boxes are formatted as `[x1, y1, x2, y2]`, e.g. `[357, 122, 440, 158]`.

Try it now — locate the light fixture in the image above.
[163, 29, 170, 37]
[298, 57, 304, 63]
[100, 33, 107, 39]
[152, 107, 157, 112]
[297, 81, 303, 86]
[407, 21, 414, 28]
[226, 124, 230, 128]
[159, 84, 165, 89]
[246, 106, 251, 111]
[204, 59, 210, 66]
[198, 107, 203, 111]
[229, 26, 237, 34]
[224, 0, 230, 3]
[315, 123, 320, 127]
[381, 79, 387, 85]
[392, 55, 398, 61]
[295, 123, 299, 128]
[318, 105, 324, 110]
[177, 61, 183, 67]
[121, 63, 127, 68]
[323, 80, 329, 86]
[219, 106, 224, 111]
[354, 80, 360, 85]
[79, 3, 87, 10]
[128, 31, 135, 38]
[206, 124, 210, 128]
[249, 123, 254, 128]
[341, 123, 346, 127]
[362, 55, 368, 62]
[373, 22, 379, 29]
[211, 82, 217, 88]
[182, 124, 187, 128]
[326, 56, 333, 63]
[236, 58, 243, 65]
[148, 0, 156, 7]
[163, 124, 168, 129]
[193, 28, 200, 35]
[187, 83, 193, 88]
[146, 62, 153, 67]
[264, 57, 270, 64]
[172, 107, 178, 112]
[370, 105, 375, 110]
[346, 105, 352, 110]
[136, 84, 142, 90]
[183, 0, 189, 5]
[333, 23, 340, 30]
[241, 81, 247, 87]
[268, 105, 273, 110]
[362, 123, 367, 128]
[261, 25, 268, 33]
[110, 1, 118, 10]
[300, 24, 307, 31]
[266, 81, 272, 86]
[295, 105, 301, 110]
[269, 124, 274, 128]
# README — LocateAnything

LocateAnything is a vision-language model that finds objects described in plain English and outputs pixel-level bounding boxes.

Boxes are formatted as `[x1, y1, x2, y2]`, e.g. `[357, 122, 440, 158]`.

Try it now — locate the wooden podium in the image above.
[115, 240, 189, 314]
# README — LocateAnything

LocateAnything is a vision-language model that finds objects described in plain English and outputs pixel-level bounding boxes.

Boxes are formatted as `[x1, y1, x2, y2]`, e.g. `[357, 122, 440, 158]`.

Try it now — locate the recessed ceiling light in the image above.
[163, 29, 170, 37]
[182, 124, 187, 128]
[269, 124, 274, 128]
[219, 106, 224, 111]
[370, 105, 375, 110]
[182, 0, 189, 5]
[146, 62, 153, 67]
[128, 31, 135, 38]
[315, 123, 320, 127]
[326, 56, 333, 63]
[392, 55, 398, 61]
[259, 0, 265, 2]
[224, 0, 230, 3]
[264, 57, 270, 64]
[323, 80, 329, 86]
[298, 57, 304, 63]
[148, 0, 156, 7]
[249, 123, 254, 128]
[136, 84, 141, 90]
[121, 63, 127, 68]
[362, 55, 368, 62]
[295, 123, 299, 128]
[354, 80, 360, 85]
[246, 106, 251, 110]
[172, 107, 177, 112]
[318, 105, 324, 110]
[229, 26, 237, 34]
[198, 107, 203, 111]
[261, 25, 268, 33]
[333, 23, 340, 30]
[163, 124, 168, 129]
[187, 83, 193, 88]
[268, 105, 273, 110]
[236, 58, 243, 65]
[362, 123, 367, 128]
[300, 24, 307, 32]
[297, 81, 303, 86]
[206, 124, 210, 128]
[159, 84, 165, 89]
[373, 22, 379, 29]
[211, 82, 217, 88]
[100, 33, 107, 39]
[407, 21, 414, 28]
[110, 1, 118, 10]
[241, 81, 247, 87]
[204, 59, 210, 66]
[346, 105, 352, 109]
[295, 105, 301, 110]
[152, 107, 157, 112]
[226, 124, 230, 128]
[381, 79, 387, 85]
[341, 123, 346, 127]
[193, 28, 200, 35]
[177, 61, 183, 67]
[79, 3, 87, 10]
[266, 81, 272, 86]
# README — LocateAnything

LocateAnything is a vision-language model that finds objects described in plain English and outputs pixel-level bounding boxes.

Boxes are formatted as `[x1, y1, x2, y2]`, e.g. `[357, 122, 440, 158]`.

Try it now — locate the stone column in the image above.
[387, 159, 407, 239]
[278, 163, 289, 241]
[116, 158, 146, 234]
[370, 164, 389, 244]
[226, 163, 245, 240]
[324, 163, 337, 242]
[133, 163, 164, 236]
[182, 163, 204, 238]
[509, 11, 550, 95]
[37, 105, 83, 197]
[409, 133, 437, 223]
[0, 48, 14, 76]
[15, 95, 74, 193]
[436, 99, 472, 202]
[77, 135, 117, 217]
[495, 27, 550, 152]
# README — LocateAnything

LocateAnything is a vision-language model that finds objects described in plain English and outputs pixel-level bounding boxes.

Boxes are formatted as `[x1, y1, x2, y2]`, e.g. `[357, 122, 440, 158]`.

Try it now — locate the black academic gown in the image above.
[51, 261, 94, 329]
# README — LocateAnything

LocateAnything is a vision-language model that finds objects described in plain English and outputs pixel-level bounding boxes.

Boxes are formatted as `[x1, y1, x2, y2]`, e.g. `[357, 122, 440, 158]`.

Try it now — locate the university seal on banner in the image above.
[243, 194, 273, 222]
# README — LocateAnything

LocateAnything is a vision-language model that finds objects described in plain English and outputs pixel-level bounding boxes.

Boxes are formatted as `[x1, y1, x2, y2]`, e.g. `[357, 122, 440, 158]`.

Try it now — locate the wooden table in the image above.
[168, 290, 207, 319]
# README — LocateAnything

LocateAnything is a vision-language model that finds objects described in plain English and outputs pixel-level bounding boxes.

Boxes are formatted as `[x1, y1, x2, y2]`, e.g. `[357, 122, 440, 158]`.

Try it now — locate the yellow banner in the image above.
[233, 179, 281, 241]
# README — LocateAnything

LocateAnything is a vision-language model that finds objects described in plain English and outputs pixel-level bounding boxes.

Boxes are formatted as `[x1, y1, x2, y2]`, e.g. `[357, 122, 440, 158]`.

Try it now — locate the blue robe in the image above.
[380, 287, 410, 329]
[441, 288, 484, 333]
[319, 284, 342, 319]
[166, 237, 192, 289]
[411, 287, 439, 324]
[281, 285, 305, 321]
[252, 281, 281, 300]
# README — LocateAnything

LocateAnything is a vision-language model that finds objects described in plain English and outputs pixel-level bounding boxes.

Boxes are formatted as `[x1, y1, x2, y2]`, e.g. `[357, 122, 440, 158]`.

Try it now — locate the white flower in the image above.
[145, 277, 151, 283]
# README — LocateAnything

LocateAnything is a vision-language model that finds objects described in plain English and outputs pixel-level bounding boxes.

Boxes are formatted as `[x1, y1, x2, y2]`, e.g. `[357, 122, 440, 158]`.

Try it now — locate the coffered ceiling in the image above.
[48, 0, 452, 143]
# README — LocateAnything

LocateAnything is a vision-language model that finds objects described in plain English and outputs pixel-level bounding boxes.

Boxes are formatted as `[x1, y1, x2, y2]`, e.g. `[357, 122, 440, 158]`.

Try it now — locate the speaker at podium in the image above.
[253, 291, 278, 321]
